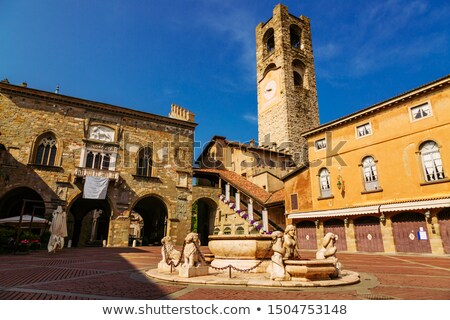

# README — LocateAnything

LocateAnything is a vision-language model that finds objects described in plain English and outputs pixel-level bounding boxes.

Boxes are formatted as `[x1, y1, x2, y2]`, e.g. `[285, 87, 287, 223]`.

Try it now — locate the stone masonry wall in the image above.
[0, 83, 196, 246]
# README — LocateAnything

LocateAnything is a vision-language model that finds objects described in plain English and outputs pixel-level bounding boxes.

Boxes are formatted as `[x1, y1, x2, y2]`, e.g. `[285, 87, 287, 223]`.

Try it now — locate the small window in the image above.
[223, 227, 232, 235]
[290, 25, 302, 49]
[420, 141, 445, 182]
[319, 168, 331, 198]
[290, 194, 298, 210]
[356, 123, 372, 138]
[315, 138, 326, 151]
[410, 103, 432, 121]
[362, 156, 379, 191]
[236, 226, 245, 235]
[137, 147, 152, 177]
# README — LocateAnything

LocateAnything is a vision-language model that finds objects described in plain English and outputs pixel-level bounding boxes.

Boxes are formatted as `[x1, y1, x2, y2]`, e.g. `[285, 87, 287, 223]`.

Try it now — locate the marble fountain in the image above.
[146, 225, 360, 288]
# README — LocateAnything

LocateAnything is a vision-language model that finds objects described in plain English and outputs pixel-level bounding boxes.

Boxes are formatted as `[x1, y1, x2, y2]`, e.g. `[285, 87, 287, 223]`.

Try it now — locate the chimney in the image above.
[21, 82, 27, 87]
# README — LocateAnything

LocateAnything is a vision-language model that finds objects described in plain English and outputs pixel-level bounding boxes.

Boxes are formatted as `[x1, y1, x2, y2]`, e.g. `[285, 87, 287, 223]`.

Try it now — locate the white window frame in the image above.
[314, 138, 327, 151]
[356, 122, 373, 139]
[319, 168, 331, 198]
[409, 102, 432, 122]
[362, 156, 379, 191]
[420, 141, 445, 182]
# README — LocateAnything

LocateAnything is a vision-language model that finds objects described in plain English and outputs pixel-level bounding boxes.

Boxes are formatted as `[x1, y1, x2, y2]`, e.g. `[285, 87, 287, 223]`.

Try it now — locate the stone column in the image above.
[225, 183, 230, 202]
[248, 199, 254, 221]
[235, 191, 240, 211]
[262, 208, 268, 232]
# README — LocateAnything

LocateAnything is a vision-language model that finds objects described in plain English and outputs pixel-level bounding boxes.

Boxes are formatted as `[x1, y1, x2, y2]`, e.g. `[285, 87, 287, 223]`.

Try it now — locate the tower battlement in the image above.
[169, 103, 195, 122]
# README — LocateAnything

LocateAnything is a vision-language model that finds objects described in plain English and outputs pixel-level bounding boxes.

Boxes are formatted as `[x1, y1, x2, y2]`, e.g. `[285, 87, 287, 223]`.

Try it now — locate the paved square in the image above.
[0, 247, 448, 300]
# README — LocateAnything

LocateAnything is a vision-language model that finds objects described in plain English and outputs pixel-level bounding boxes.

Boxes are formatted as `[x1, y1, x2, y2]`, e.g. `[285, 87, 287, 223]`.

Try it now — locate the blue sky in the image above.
[1, 0, 449, 157]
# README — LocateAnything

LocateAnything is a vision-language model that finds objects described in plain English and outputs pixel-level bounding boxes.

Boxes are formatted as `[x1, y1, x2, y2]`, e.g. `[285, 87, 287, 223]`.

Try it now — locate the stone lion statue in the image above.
[160, 236, 181, 265]
[182, 232, 202, 268]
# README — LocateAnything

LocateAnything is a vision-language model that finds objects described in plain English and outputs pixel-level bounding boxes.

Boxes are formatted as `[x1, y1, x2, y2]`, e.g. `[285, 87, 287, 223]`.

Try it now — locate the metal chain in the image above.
[163, 240, 187, 268]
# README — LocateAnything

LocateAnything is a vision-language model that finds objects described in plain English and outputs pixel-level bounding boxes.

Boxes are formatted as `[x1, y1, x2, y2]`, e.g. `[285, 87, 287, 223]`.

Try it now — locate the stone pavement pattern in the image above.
[0, 247, 449, 300]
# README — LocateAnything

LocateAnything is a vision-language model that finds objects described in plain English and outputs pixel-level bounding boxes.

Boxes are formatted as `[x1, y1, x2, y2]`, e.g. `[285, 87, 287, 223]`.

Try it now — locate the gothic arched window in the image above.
[34, 134, 58, 166]
[420, 141, 445, 182]
[137, 147, 153, 177]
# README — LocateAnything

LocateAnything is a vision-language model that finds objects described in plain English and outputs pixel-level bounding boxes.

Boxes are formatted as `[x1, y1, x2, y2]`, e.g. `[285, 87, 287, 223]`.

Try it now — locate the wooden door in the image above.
[391, 212, 431, 253]
[324, 219, 347, 251]
[296, 220, 317, 250]
[354, 216, 384, 252]
[438, 209, 450, 254]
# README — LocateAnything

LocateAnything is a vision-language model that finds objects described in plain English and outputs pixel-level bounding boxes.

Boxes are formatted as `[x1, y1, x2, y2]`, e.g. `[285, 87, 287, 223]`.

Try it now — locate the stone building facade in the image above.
[256, 4, 319, 165]
[0, 81, 196, 246]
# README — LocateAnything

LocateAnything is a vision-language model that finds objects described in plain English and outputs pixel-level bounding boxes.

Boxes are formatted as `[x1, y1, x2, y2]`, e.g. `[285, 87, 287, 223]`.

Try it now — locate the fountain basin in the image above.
[285, 259, 338, 280]
[208, 234, 274, 272]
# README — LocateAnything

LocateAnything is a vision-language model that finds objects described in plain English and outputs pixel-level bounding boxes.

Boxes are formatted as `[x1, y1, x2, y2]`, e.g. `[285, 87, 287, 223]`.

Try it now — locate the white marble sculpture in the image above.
[268, 231, 290, 281]
[283, 224, 299, 259]
[179, 232, 209, 278]
[316, 232, 338, 260]
[316, 232, 342, 278]
[160, 236, 181, 265]
[182, 232, 202, 268]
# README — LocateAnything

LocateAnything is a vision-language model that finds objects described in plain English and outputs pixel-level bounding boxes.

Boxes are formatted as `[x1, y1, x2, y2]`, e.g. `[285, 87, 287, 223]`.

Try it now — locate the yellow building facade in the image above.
[285, 75, 450, 255]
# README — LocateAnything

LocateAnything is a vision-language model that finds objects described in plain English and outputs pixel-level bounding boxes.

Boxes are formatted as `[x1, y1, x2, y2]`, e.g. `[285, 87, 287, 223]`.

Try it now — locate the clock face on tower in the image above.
[263, 80, 277, 101]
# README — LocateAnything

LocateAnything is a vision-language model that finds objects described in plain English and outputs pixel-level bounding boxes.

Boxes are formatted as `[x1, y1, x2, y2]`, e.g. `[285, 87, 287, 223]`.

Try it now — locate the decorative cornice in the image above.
[302, 74, 450, 138]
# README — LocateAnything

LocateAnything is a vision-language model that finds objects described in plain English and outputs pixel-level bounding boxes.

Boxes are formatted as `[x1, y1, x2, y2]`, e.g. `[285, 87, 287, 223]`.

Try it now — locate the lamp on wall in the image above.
[379, 213, 386, 223]
[337, 175, 344, 191]
[344, 217, 349, 227]
[424, 210, 436, 233]
[315, 219, 320, 228]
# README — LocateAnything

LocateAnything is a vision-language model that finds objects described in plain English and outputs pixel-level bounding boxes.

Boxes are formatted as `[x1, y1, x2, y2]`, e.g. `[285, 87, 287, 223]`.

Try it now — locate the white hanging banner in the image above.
[83, 176, 109, 199]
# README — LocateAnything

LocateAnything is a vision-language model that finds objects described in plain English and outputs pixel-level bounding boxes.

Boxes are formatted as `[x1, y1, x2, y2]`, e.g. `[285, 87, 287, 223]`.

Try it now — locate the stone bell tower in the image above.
[256, 4, 319, 165]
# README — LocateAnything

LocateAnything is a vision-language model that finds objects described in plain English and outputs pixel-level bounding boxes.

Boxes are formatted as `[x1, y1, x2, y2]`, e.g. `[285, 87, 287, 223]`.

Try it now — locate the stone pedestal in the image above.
[157, 261, 178, 273]
[178, 265, 209, 278]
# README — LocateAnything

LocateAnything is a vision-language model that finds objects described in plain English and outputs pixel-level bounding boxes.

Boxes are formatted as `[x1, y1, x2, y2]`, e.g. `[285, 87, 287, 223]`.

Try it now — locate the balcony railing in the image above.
[74, 167, 120, 184]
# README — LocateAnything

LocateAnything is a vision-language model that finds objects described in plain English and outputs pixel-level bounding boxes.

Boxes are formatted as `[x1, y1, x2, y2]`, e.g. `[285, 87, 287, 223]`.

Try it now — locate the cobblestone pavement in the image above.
[0, 247, 448, 300]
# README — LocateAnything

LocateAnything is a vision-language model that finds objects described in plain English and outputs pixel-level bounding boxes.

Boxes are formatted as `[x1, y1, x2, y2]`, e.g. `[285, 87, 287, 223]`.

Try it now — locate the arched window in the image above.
[290, 25, 302, 48]
[362, 156, 379, 191]
[292, 59, 306, 88]
[137, 147, 153, 177]
[420, 141, 445, 182]
[293, 71, 303, 86]
[319, 168, 331, 198]
[263, 28, 275, 54]
[34, 134, 58, 166]
[85, 151, 111, 170]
